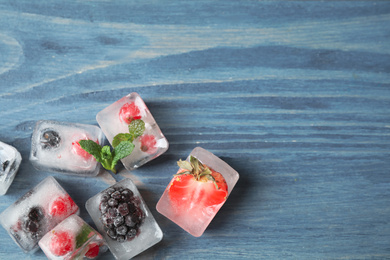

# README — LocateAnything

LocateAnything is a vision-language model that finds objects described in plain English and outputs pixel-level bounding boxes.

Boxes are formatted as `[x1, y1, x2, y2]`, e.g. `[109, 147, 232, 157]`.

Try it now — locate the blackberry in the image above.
[99, 186, 145, 243]
[23, 219, 39, 233]
[28, 207, 44, 222]
[116, 225, 127, 236]
[40, 130, 61, 150]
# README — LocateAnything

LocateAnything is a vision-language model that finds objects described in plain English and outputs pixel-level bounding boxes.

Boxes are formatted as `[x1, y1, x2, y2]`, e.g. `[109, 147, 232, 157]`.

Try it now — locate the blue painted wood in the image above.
[0, 1, 390, 259]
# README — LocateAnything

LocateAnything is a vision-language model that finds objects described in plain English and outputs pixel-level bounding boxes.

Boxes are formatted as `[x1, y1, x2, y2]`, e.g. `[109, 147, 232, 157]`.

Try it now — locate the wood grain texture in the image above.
[0, 1, 389, 259]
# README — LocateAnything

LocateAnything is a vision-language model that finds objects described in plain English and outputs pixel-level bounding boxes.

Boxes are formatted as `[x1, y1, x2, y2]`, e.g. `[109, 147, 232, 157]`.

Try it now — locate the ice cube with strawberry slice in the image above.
[39, 214, 107, 260]
[156, 147, 239, 237]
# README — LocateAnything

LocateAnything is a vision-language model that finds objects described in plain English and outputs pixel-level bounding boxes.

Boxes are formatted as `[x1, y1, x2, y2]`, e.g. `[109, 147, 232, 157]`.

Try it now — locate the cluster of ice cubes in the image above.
[0, 92, 240, 259]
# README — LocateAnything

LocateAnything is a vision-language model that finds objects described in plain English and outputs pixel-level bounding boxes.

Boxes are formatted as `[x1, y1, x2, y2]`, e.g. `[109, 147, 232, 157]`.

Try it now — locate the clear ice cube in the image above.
[86, 178, 163, 260]
[39, 214, 107, 260]
[156, 147, 240, 237]
[30, 120, 104, 177]
[0, 141, 22, 195]
[96, 92, 169, 171]
[0, 176, 79, 253]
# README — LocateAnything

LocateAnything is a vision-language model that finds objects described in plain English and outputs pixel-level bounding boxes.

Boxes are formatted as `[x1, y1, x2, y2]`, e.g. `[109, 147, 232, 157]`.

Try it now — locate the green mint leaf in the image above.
[101, 146, 112, 160]
[177, 159, 193, 172]
[75, 224, 94, 248]
[128, 119, 145, 142]
[112, 133, 132, 148]
[111, 141, 134, 170]
[78, 140, 103, 163]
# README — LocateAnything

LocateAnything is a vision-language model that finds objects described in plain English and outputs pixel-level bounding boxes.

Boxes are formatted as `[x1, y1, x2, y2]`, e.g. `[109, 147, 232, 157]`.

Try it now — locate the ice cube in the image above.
[30, 120, 104, 177]
[96, 92, 169, 171]
[0, 176, 79, 253]
[86, 178, 163, 260]
[0, 141, 22, 195]
[156, 147, 240, 237]
[39, 214, 107, 260]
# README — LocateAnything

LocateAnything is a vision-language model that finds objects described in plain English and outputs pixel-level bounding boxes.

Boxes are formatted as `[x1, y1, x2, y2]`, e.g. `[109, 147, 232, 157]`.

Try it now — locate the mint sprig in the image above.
[112, 119, 145, 147]
[78, 119, 145, 174]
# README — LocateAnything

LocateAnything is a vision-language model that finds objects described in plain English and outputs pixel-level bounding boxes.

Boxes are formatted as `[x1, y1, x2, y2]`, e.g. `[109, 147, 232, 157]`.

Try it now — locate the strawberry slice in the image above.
[119, 102, 142, 124]
[168, 156, 228, 212]
[49, 231, 74, 256]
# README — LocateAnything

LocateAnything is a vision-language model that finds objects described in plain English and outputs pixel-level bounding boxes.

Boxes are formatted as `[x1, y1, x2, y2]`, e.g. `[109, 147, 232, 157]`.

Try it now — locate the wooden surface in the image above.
[1, 1, 390, 259]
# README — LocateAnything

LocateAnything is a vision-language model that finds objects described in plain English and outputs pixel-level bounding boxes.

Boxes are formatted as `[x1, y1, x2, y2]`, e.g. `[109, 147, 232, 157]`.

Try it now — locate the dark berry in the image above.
[107, 229, 117, 239]
[100, 193, 110, 202]
[116, 225, 127, 236]
[114, 216, 124, 227]
[125, 215, 136, 227]
[127, 202, 136, 213]
[127, 228, 137, 239]
[117, 235, 126, 243]
[101, 214, 113, 227]
[107, 207, 118, 218]
[23, 219, 39, 233]
[28, 207, 44, 222]
[100, 202, 108, 214]
[121, 189, 133, 200]
[117, 203, 129, 216]
[107, 198, 118, 207]
[40, 130, 61, 150]
[106, 187, 116, 195]
[111, 191, 121, 200]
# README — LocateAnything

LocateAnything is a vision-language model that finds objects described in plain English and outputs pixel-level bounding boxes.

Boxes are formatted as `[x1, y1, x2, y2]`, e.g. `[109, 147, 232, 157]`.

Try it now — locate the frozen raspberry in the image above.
[139, 134, 157, 154]
[49, 195, 77, 217]
[85, 243, 100, 259]
[49, 231, 74, 256]
[119, 102, 141, 124]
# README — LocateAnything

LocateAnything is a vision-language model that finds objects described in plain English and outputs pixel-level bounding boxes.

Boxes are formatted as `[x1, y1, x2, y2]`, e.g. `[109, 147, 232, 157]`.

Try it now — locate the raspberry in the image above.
[49, 195, 77, 217]
[139, 134, 157, 154]
[72, 140, 92, 159]
[85, 243, 100, 259]
[119, 102, 141, 124]
[49, 231, 74, 256]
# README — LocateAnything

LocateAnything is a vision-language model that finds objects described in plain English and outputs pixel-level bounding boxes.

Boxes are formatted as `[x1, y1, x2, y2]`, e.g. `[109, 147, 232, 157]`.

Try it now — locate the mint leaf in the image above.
[75, 224, 94, 248]
[112, 133, 132, 148]
[112, 141, 134, 169]
[128, 119, 145, 142]
[78, 140, 102, 163]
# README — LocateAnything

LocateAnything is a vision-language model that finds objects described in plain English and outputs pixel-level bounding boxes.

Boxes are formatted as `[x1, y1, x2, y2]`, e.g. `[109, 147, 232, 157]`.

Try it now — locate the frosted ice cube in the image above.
[156, 147, 240, 237]
[0, 176, 79, 253]
[86, 178, 163, 260]
[39, 214, 107, 260]
[30, 120, 104, 177]
[0, 141, 22, 195]
[96, 92, 168, 171]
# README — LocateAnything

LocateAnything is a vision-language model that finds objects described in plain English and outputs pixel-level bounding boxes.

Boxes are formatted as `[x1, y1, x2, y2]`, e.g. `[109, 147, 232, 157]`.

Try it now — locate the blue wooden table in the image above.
[1, 1, 390, 259]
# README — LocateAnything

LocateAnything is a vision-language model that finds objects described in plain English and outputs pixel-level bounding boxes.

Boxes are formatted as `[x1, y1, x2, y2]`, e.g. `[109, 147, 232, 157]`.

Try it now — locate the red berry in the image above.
[49, 231, 74, 256]
[139, 134, 157, 154]
[85, 243, 100, 259]
[49, 195, 78, 217]
[119, 102, 141, 124]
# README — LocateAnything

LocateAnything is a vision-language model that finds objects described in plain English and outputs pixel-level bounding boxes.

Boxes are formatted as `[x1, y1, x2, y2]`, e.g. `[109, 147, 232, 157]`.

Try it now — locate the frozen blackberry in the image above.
[23, 219, 39, 233]
[40, 129, 61, 150]
[28, 207, 44, 222]
[116, 225, 127, 236]
[99, 186, 145, 243]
